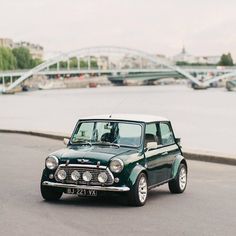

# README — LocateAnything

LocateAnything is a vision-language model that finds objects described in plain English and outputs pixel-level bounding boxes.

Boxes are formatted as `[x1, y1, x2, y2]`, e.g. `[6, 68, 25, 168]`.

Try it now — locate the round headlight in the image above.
[82, 171, 92, 182]
[98, 172, 108, 183]
[109, 159, 124, 173]
[71, 170, 80, 181]
[45, 156, 59, 170]
[57, 169, 67, 180]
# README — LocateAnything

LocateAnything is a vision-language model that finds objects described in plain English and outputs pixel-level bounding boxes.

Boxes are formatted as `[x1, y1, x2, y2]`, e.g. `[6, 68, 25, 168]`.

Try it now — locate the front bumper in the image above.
[42, 181, 130, 192]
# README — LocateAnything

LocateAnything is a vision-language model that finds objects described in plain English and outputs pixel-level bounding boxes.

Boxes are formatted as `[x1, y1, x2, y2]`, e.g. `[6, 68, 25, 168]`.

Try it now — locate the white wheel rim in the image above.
[138, 176, 147, 203]
[179, 167, 187, 190]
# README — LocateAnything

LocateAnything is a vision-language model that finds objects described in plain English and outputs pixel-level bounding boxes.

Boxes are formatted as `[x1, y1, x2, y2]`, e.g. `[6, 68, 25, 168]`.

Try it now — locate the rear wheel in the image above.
[168, 163, 187, 193]
[128, 173, 148, 206]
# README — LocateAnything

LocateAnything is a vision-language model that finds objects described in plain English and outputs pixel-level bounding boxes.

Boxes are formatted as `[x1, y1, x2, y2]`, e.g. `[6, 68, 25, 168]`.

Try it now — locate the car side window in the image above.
[145, 123, 160, 147]
[159, 123, 175, 146]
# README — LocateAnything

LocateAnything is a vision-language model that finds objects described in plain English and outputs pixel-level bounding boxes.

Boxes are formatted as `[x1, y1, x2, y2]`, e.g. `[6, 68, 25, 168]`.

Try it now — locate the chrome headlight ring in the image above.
[45, 155, 59, 170]
[57, 169, 67, 180]
[109, 158, 124, 173]
[98, 172, 108, 183]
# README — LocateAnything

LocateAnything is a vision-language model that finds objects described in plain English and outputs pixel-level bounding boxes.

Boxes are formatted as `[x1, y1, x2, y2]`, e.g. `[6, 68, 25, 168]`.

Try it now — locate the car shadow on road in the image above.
[40, 195, 127, 208]
[39, 188, 172, 208]
[148, 188, 174, 201]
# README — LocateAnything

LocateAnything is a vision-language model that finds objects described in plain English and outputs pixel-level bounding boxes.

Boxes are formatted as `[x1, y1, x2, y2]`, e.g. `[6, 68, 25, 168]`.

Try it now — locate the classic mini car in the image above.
[40, 114, 187, 206]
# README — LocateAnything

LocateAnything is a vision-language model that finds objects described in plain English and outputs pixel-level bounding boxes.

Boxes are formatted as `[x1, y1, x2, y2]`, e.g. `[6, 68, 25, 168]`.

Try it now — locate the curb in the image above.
[1, 129, 236, 166]
[182, 151, 236, 166]
[0, 129, 70, 141]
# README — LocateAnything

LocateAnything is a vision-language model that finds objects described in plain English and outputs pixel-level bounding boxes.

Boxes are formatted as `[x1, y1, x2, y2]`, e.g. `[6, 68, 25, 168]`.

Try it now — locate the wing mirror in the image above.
[175, 138, 181, 147]
[63, 138, 70, 146]
[146, 142, 158, 151]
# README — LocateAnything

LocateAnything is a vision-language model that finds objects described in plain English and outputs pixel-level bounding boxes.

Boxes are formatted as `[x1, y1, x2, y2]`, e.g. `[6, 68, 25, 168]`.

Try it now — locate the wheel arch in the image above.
[180, 159, 188, 173]
[127, 164, 147, 188]
[171, 155, 188, 178]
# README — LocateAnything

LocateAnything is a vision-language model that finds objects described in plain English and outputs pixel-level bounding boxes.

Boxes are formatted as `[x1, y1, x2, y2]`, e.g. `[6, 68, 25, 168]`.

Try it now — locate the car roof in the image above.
[79, 114, 169, 123]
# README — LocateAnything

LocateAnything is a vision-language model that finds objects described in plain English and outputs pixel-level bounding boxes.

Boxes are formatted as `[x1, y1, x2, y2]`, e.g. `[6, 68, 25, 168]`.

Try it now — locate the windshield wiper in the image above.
[93, 141, 120, 148]
[71, 140, 92, 146]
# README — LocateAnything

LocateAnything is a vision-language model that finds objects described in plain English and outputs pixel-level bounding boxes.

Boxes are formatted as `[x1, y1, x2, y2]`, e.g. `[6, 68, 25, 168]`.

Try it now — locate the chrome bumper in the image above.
[42, 181, 130, 192]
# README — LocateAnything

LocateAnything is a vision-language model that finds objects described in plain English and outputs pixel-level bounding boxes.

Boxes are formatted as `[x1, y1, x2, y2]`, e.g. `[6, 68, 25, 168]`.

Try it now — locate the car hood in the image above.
[50, 145, 138, 166]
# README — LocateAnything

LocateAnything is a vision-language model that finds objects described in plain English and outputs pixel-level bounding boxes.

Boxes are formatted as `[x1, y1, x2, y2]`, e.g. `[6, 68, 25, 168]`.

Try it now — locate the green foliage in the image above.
[0, 47, 17, 70]
[80, 60, 88, 68]
[218, 53, 234, 66]
[176, 61, 189, 66]
[49, 63, 57, 69]
[91, 60, 98, 68]
[70, 57, 78, 68]
[32, 58, 43, 67]
[59, 61, 67, 69]
[176, 61, 215, 66]
[12, 47, 35, 69]
[0, 46, 42, 71]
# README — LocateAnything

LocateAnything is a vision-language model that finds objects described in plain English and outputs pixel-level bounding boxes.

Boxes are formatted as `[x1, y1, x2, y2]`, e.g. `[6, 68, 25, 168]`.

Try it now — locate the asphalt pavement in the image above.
[0, 133, 236, 236]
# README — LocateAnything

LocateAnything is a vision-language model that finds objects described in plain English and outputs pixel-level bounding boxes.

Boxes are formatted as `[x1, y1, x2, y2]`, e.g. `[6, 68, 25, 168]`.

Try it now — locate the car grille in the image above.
[55, 165, 114, 186]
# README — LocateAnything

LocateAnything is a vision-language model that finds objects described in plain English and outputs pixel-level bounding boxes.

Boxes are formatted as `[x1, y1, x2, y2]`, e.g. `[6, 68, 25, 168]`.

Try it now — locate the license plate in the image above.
[66, 188, 97, 196]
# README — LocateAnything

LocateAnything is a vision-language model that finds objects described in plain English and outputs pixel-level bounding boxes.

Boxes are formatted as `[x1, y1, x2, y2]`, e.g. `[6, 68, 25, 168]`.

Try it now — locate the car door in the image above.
[144, 123, 167, 186]
[159, 122, 180, 179]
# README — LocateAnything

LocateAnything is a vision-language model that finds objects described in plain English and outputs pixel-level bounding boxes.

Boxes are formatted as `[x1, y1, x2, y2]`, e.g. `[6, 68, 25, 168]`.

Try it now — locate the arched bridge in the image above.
[2, 46, 202, 92]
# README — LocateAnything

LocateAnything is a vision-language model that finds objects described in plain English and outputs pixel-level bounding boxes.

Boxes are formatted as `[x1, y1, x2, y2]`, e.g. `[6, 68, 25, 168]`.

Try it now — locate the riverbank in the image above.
[1, 128, 236, 166]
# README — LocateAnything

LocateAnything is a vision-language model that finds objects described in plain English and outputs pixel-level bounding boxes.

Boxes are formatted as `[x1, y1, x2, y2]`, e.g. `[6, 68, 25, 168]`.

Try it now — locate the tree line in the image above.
[0, 47, 42, 71]
[176, 53, 234, 66]
[1, 46, 234, 71]
[50, 57, 98, 69]
[218, 53, 234, 66]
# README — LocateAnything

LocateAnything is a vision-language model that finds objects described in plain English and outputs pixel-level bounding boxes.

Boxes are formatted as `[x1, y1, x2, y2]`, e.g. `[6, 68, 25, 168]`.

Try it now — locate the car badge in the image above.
[77, 158, 90, 163]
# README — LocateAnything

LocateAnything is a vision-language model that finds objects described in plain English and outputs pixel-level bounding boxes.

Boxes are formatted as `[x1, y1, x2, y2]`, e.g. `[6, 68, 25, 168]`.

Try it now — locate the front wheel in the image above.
[128, 173, 148, 207]
[40, 176, 63, 201]
[168, 163, 187, 193]
[41, 184, 63, 201]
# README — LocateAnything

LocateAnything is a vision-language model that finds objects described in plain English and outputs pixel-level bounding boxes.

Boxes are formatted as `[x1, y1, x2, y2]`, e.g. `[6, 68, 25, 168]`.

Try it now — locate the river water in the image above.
[0, 85, 235, 155]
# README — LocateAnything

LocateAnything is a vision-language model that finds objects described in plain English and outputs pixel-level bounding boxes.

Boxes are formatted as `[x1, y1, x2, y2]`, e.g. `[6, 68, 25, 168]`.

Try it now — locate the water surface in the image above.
[0, 85, 235, 154]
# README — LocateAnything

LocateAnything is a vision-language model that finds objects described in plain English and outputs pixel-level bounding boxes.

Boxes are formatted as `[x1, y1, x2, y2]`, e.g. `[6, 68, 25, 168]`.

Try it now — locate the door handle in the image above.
[161, 151, 168, 156]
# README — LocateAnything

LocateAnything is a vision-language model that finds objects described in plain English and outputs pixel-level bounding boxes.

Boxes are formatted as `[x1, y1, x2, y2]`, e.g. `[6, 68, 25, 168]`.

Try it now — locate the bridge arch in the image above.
[203, 70, 236, 87]
[5, 46, 201, 92]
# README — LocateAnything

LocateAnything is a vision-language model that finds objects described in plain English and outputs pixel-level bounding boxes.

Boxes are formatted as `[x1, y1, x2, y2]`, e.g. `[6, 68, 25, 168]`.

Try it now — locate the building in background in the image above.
[173, 47, 198, 64]
[173, 47, 221, 65]
[0, 37, 44, 60]
[202, 55, 221, 65]
[97, 56, 109, 70]
[0, 38, 14, 48]
[14, 41, 44, 60]
[154, 54, 174, 65]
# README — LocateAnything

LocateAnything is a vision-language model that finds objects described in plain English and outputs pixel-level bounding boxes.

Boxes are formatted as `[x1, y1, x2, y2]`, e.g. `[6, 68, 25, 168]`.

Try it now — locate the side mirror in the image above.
[146, 142, 158, 151]
[63, 138, 70, 146]
[175, 138, 181, 146]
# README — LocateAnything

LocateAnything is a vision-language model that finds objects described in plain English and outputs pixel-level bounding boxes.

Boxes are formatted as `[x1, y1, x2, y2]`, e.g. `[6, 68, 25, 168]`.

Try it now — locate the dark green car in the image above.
[41, 114, 187, 206]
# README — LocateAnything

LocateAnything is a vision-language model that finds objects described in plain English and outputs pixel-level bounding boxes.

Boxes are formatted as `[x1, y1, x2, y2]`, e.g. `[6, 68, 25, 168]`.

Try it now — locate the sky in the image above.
[0, 0, 236, 59]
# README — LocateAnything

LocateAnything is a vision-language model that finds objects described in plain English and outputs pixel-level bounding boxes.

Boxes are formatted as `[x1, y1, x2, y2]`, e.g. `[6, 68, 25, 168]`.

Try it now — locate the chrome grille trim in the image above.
[42, 181, 130, 192]
[55, 164, 114, 186]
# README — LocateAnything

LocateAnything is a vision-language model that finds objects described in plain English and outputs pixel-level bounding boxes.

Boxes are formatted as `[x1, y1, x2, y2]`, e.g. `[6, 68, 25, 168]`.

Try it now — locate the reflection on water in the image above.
[0, 85, 235, 154]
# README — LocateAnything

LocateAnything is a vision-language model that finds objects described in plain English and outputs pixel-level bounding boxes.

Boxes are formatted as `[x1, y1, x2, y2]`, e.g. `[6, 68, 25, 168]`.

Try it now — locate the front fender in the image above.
[171, 155, 187, 178]
[127, 164, 146, 188]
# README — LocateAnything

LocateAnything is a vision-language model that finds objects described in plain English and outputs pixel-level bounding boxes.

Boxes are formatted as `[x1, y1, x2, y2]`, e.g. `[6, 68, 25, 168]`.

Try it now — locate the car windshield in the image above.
[71, 121, 142, 147]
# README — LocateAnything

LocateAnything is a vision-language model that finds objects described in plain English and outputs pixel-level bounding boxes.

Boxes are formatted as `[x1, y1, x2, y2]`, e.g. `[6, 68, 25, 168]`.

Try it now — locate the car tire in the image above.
[168, 163, 187, 194]
[128, 172, 148, 207]
[40, 178, 63, 201]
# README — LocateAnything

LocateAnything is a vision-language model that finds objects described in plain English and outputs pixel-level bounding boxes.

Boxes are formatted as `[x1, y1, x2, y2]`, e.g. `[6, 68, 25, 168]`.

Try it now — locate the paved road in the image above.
[0, 133, 236, 236]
